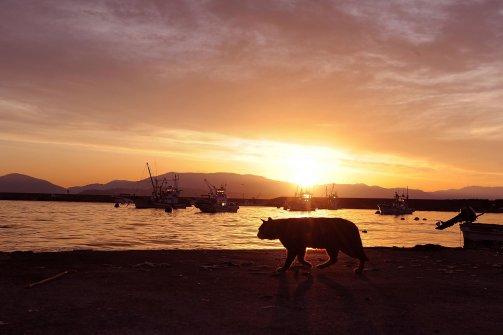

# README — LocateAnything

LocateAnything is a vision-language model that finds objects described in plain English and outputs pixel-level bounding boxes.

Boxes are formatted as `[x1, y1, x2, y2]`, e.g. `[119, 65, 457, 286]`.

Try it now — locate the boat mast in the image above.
[204, 179, 217, 196]
[146, 163, 156, 190]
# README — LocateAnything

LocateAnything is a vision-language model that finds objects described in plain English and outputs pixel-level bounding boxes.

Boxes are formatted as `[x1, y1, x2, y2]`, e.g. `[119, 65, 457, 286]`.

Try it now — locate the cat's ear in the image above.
[261, 218, 266, 223]
[268, 217, 272, 221]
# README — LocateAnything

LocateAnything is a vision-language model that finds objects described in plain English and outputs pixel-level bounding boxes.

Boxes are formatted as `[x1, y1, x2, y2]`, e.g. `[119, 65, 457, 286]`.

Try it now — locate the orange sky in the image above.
[1, 1, 502, 189]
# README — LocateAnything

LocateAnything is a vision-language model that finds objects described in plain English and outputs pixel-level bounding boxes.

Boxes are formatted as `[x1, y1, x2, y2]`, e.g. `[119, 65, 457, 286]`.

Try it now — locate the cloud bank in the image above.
[1, 0, 502, 188]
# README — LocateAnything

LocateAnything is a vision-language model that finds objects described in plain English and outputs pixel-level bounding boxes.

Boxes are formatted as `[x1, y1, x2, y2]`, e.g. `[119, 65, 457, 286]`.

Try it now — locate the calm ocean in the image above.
[1, 200, 502, 251]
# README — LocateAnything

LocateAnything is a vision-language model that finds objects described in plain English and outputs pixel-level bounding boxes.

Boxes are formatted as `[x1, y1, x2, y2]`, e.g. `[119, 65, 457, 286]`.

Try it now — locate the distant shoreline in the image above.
[1, 192, 502, 212]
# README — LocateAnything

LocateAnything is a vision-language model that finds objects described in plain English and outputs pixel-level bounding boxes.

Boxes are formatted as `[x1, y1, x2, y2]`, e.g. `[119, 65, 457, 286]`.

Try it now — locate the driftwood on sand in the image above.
[26, 270, 73, 289]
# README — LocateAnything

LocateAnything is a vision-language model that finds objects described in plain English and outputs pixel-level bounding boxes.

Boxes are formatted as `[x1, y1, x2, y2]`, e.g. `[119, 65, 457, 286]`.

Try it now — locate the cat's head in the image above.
[257, 217, 279, 240]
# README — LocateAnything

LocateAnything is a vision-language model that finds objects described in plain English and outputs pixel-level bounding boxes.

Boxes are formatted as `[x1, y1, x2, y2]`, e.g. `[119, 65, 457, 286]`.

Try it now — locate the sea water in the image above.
[1, 200, 502, 251]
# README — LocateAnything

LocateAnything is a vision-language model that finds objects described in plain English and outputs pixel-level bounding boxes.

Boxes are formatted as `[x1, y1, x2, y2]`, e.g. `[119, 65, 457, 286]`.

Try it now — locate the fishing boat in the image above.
[318, 184, 339, 210]
[377, 189, 414, 215]
[284, 187, 316, 212]
[436, 206, 503, 248]
[133, 163, 189, 210]
[195, 179, 239, 213]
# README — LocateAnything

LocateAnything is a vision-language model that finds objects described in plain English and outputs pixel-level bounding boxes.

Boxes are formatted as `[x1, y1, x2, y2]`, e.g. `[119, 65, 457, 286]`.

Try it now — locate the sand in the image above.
[0, 248, 502, 334]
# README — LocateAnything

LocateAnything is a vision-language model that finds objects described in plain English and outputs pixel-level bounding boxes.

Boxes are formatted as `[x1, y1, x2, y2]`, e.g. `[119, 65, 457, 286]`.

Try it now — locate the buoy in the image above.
[361, 229, 368, 233]
[422, 218, 427, 221]
[114, 203, 120, 208]
[375, 211, 380, 214]
[400, 217, 405, 220]
[165, 206, 173, 213]
[414, 217, 420, 221]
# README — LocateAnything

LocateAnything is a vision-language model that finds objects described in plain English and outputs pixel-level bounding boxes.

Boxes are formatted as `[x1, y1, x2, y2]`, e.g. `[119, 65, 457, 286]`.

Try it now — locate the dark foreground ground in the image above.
[1, 248, 502, 334]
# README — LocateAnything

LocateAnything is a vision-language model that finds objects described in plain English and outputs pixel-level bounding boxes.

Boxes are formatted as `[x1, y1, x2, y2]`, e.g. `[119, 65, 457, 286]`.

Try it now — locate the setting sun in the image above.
[262, 144, 342, 187]
[285, 153, 327, 187]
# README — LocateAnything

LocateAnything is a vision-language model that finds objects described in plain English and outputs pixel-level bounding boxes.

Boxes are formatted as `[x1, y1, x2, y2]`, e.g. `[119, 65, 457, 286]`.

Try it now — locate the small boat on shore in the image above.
[284, 188, 316, 212]
[195, 180, 239, 213]
[460, 223, 503, 248]
[436, 206, 503, 248]
[132, 163, 189, 210]
[377, 189, 414, 215]
[487, 206, 503, 213]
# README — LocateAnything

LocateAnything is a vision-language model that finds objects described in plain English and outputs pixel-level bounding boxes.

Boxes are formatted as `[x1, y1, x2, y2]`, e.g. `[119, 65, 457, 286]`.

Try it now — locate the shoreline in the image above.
[1, 248, 502, 334]
[0, 245, 459, 254]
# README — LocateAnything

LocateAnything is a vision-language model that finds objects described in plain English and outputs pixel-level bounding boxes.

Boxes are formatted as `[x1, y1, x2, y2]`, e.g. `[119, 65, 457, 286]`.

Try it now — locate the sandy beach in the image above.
[1, 248, 502, 334]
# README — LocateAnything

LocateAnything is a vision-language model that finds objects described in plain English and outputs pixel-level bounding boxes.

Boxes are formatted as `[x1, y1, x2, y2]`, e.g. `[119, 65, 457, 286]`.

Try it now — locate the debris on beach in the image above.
[26, 270, 73, 289]
[200, 261, 240, 270]
[260, 305, 277, 310]
[132, 261, 171, 269]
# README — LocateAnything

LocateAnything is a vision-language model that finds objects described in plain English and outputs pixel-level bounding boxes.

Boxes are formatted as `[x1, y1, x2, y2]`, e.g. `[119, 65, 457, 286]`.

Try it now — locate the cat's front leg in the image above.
[276, 249, 295, 273]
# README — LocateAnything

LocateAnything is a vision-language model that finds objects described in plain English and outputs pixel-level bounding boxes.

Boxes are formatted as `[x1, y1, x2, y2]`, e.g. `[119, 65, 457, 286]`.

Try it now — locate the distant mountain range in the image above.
[0, 173, 67, 194]
[1, 172, 502, 199]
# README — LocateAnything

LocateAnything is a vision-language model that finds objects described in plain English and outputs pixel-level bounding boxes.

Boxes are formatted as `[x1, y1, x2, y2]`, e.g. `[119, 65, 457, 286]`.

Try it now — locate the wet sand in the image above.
[1, 248, 502, 334]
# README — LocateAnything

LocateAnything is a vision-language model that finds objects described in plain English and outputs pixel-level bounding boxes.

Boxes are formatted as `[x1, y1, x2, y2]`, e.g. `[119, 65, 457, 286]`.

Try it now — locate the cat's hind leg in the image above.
[297, 248, 312, 268]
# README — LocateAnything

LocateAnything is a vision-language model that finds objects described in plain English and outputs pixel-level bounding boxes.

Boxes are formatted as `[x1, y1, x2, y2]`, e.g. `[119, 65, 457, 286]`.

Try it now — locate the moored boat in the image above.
[377, 189, 414, 215]
[284, 188, 316, 212]
[132, 163, 189, 210]
[195, 180, 239, 213]
[460, 223, 503, 248]
[317, 184, 339, 210]
[436, 205, 503, 248]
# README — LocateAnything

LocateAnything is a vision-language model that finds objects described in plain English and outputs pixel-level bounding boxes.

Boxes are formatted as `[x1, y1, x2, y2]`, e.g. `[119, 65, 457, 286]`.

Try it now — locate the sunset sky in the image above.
[1, 0, 502, 189]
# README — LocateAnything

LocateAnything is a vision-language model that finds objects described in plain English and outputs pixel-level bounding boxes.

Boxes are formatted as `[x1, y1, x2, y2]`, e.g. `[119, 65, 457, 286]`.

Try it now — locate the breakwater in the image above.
[1, 192, 502, 212]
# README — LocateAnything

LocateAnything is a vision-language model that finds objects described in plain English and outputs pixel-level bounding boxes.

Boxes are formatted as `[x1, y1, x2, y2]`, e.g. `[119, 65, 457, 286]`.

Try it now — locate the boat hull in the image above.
[284, 199, 316, 212]
[133, 197, 188, 209]
[317, 198, 339, 210]
[195, 201, 239, 213]
[285, 204, 316, 212]
[460, 223, 503, 249]
[377, 205, 414, 215]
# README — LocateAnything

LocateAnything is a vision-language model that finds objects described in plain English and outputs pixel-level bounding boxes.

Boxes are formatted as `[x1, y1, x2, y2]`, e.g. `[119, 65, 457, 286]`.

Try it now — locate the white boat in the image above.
[195, 180, 239, 213]
[377, 189, 414, 215]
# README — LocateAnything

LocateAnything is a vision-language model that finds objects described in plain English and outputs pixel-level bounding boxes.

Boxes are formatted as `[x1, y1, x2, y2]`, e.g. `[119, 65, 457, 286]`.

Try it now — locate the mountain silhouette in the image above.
[1, 172, 502, 199]
[69, 173, 297, 198]
[0, 173, 67, 194]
